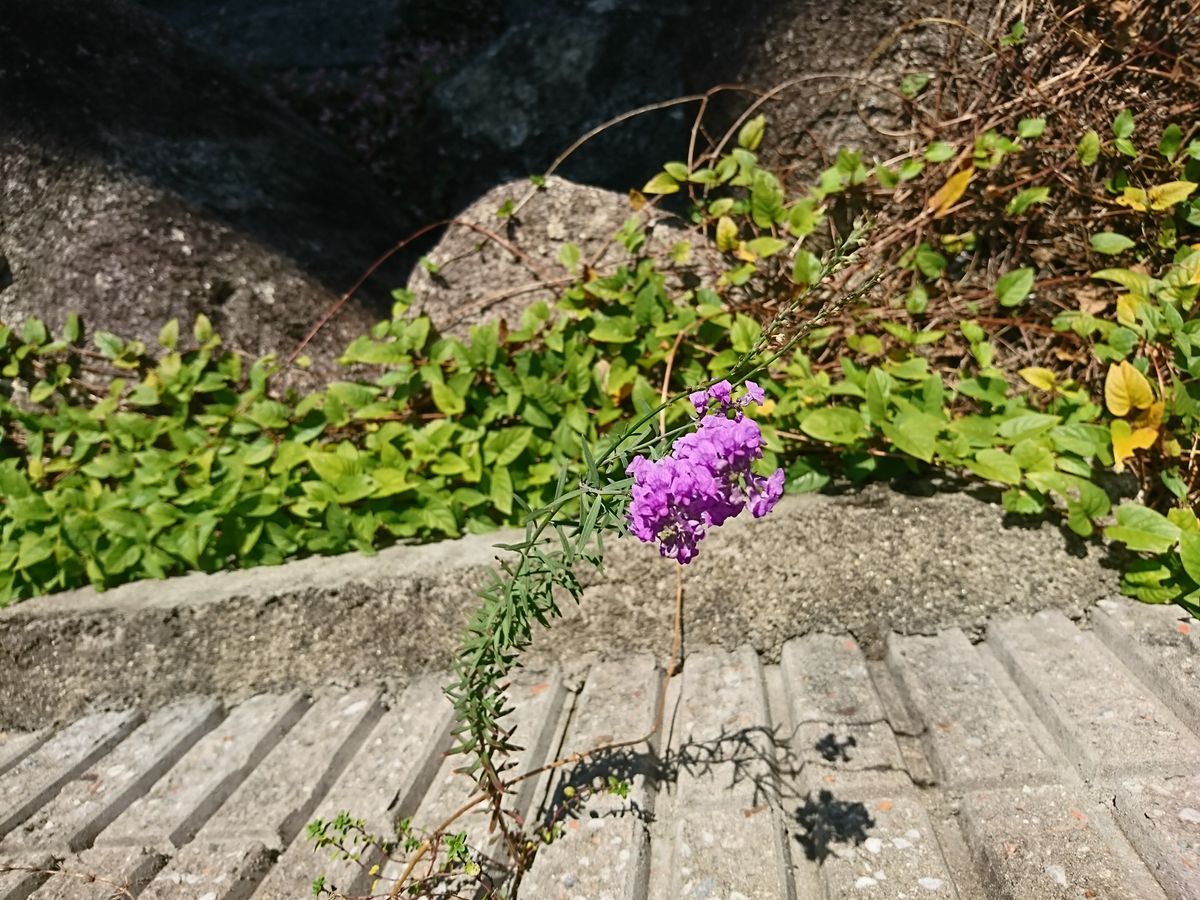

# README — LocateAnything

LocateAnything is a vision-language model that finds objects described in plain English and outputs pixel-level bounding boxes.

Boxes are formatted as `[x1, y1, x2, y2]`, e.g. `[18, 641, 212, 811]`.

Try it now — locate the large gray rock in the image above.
[406, 176, 719, 336]
[0, 0, 409, 383]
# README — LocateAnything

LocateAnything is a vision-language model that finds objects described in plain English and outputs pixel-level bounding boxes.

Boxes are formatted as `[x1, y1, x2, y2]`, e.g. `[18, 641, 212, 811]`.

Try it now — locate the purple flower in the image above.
[748, 469, 785, 518]
[708, 380, 733, 410]
[741, 381, 765, 407]
[690, 379, 767, 418]
[625, 381, 784, 564]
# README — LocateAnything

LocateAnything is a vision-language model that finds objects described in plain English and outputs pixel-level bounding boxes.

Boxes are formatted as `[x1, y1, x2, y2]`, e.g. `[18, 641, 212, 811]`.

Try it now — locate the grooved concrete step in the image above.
[0, 732, 46, 779]
[961, 783, 1168, 899]
[990, 611, 1200, 780]
[190, 688, 382, 851]
[888, 630, 1058, 789]
[30, 846, 166, 900]
[0, 712, 142, 842]
[1092, 598, 1200, 734]
[0, 597, 1196, 900]
[0, 855, 53, 900]
[1, 699, 222, 854]
[95, 693, 307, 852]
[1111, 775, 1200, 900]
[519, 655, 659, 899]
[783, 634, 911, 799]
[653, 646, 795, 899]
[252, 677, 453, 899]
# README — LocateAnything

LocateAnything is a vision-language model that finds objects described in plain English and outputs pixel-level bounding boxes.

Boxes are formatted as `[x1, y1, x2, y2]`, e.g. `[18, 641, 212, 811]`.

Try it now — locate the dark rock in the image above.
[141, 0, 508, 226]
[139, 0, 989, 226]
[719, 0, 986, 183]
[421, 0, 699, 206]
[0, 0, 410, 385]
[402, 0, 987, 212]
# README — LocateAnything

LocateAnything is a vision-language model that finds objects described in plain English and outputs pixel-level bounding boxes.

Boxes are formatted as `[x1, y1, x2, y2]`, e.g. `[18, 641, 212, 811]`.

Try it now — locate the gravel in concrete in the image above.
[816, 796, 958, 900]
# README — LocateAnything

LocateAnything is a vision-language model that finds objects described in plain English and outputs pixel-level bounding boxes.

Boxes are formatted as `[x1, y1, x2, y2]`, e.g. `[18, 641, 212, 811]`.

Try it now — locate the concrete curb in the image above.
[0, 485, 1121, 729]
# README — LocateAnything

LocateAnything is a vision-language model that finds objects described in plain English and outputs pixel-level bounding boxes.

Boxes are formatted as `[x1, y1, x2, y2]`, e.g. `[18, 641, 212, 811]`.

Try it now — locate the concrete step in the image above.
[0, 596, 1196, 900]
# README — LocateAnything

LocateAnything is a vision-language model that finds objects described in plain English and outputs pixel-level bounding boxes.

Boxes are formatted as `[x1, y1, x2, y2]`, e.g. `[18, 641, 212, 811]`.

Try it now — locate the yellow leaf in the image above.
[1092, 266, 1152, 299]
[628, 189, 647, 210]
[757, 398, 777, 416]
[1104, 360, 1154, 416]
[1018, 367, 1057, 391]
[1114, 187, 1149, 211]
[642, 172, 680, 195]
[1133, 400, 1164, 431]
[715, 216, 739, 252]
[1175, 250, 1200, 285]
[733, 245, 756, 262]
[1148, 181, 1197, 210]
[1110, 418, 1158, 473]
[927, 167, 974, 218]
[1116, 292, 1140, 326]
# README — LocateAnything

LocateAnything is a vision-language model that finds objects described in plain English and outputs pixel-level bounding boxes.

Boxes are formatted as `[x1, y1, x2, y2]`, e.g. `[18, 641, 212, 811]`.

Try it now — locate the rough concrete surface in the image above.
[0, 598, 1196, 899]
[0, 485, 1120, 730]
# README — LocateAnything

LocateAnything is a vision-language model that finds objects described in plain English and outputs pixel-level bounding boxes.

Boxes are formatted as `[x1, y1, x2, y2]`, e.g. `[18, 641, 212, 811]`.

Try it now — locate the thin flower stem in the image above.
[668, 564, 685, 677]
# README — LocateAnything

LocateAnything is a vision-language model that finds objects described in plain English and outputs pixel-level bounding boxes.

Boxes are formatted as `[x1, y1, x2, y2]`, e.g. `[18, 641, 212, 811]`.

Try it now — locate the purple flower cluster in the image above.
[626, 380, 785, 564]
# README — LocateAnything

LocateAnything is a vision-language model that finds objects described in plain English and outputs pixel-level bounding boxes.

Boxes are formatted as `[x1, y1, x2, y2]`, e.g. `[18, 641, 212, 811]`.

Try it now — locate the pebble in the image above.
[1045, 863, 1068, 886]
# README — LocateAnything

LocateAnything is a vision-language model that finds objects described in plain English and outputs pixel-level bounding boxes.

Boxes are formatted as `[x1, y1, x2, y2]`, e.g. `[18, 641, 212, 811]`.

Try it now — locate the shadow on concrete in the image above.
[534, 721, 876, 865]
[791, 789, 875, 863]
[538, 721, 800, 829]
